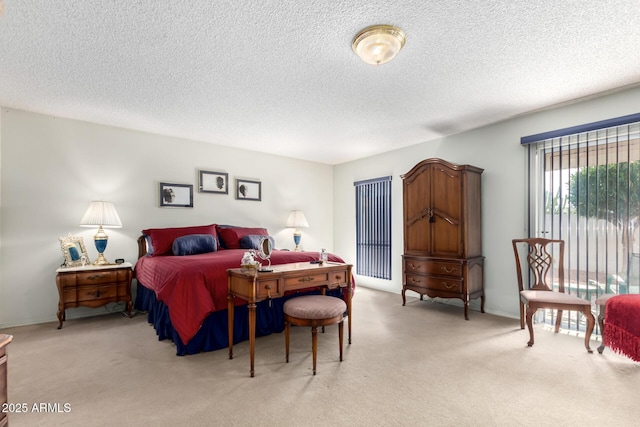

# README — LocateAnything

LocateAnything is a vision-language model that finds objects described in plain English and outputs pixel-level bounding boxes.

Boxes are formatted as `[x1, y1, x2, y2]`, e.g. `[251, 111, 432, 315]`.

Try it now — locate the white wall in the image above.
[0, 108, 334, 328]
[2, 85, 639, 329]
[333, 86, 640, 319]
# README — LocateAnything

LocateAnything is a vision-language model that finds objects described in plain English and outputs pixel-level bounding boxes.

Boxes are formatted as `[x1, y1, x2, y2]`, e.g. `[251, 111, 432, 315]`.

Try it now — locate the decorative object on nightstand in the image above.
[286, 210, 309, 251]
[55, 262, 133, 329]
[79, 201, 122, 265]
[59, 233, 90, 267]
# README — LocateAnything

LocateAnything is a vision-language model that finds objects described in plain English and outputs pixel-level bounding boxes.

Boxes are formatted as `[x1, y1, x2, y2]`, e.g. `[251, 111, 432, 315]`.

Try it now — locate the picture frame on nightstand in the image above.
[58, 234, 90, 267]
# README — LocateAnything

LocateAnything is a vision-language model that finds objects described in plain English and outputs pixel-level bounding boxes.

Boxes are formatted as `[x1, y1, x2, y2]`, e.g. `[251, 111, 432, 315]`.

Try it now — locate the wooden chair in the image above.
[283, 295, 347, 375]
[512, 238, 595, 352]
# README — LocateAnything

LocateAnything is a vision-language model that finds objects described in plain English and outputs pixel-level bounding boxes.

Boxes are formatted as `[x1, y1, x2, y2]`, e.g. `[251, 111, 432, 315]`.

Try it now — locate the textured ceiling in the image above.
[2, 1, 640, 165]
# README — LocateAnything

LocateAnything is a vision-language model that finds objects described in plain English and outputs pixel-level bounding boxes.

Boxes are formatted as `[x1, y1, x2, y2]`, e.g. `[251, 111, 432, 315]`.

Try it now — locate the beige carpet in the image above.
[2, 286, 639, 427]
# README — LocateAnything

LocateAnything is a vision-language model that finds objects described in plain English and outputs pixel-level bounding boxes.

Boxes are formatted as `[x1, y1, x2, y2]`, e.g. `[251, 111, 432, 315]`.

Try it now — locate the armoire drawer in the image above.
[404, 273, 462, 293]
[424, 276, 463, 293]
[424, 260, 463, 278]
[404, 259, 463, 278]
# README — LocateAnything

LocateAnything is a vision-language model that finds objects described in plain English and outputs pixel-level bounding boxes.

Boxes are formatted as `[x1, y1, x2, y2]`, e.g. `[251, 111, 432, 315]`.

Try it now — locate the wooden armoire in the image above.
[401, 158, 485, 320]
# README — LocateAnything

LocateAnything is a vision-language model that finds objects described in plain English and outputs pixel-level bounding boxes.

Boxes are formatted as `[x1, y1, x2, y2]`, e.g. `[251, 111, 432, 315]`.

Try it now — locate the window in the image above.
[354, 176, 392, 279]
[522, 113, 640, 333]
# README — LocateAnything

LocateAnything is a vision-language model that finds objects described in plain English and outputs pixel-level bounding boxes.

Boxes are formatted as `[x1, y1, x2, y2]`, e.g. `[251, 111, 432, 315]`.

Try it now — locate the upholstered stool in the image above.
[283, 295, 347, 375]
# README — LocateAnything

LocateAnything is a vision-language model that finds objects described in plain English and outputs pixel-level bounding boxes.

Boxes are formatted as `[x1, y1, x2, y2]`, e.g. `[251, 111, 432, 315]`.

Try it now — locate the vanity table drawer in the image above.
[328, 270, 347, 286]
[255, 279, 282, 299]
[284, 272, 329, 289]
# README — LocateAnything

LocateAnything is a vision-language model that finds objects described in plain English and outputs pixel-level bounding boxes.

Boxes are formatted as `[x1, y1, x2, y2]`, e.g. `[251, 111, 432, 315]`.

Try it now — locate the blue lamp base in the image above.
[293, 231, 302, 251]
[93, 226, 110, 265]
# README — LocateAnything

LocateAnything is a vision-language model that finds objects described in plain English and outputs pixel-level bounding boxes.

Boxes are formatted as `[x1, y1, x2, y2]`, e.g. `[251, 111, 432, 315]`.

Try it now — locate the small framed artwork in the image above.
[59, 234, 90, 267]
[236, 179, 261, 201]
[199, 170, 229, 194]
[159, 182, 193, 207]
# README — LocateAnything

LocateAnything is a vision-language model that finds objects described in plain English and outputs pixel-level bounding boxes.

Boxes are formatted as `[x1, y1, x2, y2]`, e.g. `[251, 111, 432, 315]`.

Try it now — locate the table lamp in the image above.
[79, 201, 122, 265]
[286, 210, 309, 251]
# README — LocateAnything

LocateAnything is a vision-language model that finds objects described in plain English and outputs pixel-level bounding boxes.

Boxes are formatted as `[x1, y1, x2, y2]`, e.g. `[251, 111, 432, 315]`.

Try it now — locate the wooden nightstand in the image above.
[55, 262, 133, 329]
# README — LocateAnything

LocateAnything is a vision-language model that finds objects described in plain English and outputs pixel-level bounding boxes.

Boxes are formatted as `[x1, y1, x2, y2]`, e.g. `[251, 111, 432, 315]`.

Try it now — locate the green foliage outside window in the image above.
[568, 161, 640, 274]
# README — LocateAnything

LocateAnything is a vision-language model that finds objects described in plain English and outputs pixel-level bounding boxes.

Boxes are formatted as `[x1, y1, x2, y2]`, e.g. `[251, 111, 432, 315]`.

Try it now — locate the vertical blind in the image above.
[354, 176, 392, 279]
[522, 113, 640, 333]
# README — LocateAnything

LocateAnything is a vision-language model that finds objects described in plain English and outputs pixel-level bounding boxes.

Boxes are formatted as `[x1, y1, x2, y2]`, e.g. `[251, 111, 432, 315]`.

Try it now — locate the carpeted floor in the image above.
[2, 286, 639, 426]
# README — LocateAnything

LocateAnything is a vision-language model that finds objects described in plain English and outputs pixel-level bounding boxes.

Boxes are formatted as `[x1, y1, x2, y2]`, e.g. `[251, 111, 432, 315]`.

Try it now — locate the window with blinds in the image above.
[522, 113, 640, 333]
[354, 176, 392, 279]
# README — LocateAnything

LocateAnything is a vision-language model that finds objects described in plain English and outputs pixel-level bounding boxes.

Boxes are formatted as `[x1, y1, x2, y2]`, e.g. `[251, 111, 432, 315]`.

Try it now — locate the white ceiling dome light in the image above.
[352, 24, 406, 65]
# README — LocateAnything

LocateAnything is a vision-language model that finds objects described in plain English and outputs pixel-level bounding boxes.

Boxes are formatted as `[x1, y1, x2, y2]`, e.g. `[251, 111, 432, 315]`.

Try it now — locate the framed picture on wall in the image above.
[199, 170, 229, 194]
[236, 179, 261, 201]
[159, 182, 193, 207]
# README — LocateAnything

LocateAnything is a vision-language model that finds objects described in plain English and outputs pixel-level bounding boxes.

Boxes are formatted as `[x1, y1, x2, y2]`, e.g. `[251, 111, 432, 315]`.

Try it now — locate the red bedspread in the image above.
[604, 294, 640, 362]
[135, 249, 346, 345]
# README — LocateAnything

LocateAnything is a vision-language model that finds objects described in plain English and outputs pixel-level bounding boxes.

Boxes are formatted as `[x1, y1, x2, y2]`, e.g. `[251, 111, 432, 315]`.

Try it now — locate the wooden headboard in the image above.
[137, 235, 148, 259]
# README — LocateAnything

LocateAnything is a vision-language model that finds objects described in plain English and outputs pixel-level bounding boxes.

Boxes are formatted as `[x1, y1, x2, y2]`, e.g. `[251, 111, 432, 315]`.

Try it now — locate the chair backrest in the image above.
[512, 238, 565, 293]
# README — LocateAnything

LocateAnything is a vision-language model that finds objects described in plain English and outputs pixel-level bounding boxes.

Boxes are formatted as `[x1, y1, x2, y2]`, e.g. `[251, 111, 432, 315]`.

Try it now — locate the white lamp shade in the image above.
[286, 210, 309, 228]
[79, 201, 122, 228]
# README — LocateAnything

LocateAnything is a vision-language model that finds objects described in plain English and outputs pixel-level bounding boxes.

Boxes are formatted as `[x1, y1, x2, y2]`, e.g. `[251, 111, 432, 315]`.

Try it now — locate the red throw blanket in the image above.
[135, 249, 348, 345]
[604, 294, 640, 362]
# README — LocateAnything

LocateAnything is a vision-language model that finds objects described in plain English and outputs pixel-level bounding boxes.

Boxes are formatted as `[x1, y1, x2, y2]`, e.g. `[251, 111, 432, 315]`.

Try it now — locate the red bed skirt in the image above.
[604, 294, 640, 362]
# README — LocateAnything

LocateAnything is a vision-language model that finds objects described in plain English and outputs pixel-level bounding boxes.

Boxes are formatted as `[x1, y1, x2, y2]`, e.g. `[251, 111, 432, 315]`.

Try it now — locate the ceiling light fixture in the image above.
[352, 24, 406, 65]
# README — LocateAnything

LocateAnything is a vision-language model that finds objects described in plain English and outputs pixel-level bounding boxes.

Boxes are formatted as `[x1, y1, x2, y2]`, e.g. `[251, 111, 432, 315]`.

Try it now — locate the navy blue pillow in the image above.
[172, 234, 217, 256]
[239, 235, 275, 250]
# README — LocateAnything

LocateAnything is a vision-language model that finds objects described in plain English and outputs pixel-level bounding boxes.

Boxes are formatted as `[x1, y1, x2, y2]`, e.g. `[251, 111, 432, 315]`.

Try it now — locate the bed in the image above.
[133, 224, 351, 355]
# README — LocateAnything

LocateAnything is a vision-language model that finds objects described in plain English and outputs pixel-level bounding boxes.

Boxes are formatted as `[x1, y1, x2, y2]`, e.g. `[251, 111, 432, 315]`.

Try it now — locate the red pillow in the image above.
[142, 224, 217, 256]
[217, 226, 268, 249]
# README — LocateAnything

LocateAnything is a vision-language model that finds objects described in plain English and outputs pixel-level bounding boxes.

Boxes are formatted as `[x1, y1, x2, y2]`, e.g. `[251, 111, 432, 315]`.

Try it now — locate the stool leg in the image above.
[285, 321, 290, 363]
[338, 320, 344, 362]
[311, 325, 318, 375]
[598, 303, 606, 354]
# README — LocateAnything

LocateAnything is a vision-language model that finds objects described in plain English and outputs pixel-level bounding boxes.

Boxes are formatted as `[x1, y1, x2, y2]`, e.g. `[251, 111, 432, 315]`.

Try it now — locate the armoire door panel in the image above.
[405, 218, 431, 252]
[431, 218, 462, 256]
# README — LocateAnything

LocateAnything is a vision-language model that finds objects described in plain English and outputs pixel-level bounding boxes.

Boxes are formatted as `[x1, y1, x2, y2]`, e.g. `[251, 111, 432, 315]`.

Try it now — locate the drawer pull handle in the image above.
[440, 266, 458, 274]
[298, 277, 314, 283]
[87, 274, 104, 280]
[87, 290, 102, 297]
[442, 282, 456, 289]
[410, 277, 422, 284]
[409, 264, 421, 270]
